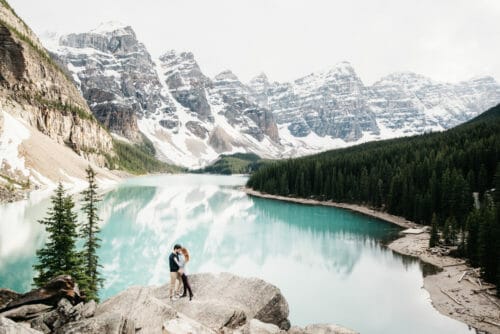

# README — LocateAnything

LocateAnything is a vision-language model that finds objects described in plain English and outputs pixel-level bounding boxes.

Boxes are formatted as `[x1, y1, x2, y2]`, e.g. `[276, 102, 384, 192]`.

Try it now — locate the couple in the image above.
[169, 244, 194, 301]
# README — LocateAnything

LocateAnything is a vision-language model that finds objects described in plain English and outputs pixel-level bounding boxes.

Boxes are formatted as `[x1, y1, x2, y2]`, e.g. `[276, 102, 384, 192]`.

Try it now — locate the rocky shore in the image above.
[244, 188, 500, 334]
[0, 273, 356, 334]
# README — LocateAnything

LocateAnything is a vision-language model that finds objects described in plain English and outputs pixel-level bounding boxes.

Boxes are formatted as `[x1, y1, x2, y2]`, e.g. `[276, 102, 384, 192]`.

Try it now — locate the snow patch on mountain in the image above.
[0, 110, 30, 177]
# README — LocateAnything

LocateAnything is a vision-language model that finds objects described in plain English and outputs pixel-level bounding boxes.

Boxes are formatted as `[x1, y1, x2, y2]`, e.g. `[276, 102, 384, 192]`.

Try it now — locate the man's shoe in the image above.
[180, 293, 187, 298]
[170, 296, 179, 301]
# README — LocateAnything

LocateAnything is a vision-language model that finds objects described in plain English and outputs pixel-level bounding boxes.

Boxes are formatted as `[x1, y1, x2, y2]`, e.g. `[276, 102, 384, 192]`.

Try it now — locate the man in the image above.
[169, 244, 182, 300]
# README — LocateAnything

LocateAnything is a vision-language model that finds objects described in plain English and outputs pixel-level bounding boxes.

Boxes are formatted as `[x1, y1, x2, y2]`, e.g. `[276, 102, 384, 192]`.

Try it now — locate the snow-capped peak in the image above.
[330, 61, 356, 75]
[375, 71, 435, 88]
[90, 21, 132, 36]
[214, 70, 239, 82]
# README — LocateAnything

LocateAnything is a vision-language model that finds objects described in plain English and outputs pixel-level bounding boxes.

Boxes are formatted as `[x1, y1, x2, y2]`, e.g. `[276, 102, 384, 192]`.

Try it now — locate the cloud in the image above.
[9, 0, 500, 84]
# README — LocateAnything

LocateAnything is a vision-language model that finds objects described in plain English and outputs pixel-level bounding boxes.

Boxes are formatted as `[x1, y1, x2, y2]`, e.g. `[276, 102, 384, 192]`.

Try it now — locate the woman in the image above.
[177, 247, 194, 300]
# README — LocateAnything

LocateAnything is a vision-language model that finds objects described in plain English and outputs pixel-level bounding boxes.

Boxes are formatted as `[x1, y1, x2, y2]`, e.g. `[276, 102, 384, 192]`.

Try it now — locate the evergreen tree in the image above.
[429, 213, 439, 247]
[79, 166, 104, 302]
[33, 183, 80, 287]
[247, 104, 500, 287]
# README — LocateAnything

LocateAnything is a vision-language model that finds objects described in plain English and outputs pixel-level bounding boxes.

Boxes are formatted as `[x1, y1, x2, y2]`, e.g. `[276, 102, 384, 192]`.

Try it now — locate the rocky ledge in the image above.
[0, 273, 356, 334]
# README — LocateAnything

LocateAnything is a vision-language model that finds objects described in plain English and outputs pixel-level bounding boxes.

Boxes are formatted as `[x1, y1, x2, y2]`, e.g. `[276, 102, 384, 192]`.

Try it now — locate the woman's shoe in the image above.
[180, 293, 187, 298]
[189, 294, 193, 301]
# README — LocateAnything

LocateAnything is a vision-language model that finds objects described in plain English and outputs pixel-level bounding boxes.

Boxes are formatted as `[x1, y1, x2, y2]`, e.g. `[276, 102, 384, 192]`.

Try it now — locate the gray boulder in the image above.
[0, 316, 43, 334]
[154, 273, 290, 330]
[0, 304, 52, 321]
[54, 312, 134, 334]
[96, 286, 177, 333]
[92, 272, 290, 333]
[163, 313, 216, 334]
[234, 319, 284, 334]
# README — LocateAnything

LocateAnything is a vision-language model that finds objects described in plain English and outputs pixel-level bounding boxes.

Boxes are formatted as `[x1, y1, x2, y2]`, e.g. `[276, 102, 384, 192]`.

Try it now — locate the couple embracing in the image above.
[169, 244, 194, 301]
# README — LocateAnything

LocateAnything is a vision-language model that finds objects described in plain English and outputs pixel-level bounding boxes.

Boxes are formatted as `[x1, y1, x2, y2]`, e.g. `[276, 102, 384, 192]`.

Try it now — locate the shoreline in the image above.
[243, 187, 500, 334]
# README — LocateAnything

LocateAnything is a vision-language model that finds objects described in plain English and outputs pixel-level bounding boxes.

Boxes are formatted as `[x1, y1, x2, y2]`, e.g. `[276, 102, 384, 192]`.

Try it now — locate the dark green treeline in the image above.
[247, 105, 500, 293]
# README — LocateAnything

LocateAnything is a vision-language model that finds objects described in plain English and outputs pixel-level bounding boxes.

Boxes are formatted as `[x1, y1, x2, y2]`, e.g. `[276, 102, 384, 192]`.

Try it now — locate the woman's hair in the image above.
[181, 247, 190, 262]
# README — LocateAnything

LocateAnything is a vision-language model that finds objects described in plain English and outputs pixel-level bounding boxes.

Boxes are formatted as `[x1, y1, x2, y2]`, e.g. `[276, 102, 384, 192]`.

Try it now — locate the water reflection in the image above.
[0, 175, 472, 334]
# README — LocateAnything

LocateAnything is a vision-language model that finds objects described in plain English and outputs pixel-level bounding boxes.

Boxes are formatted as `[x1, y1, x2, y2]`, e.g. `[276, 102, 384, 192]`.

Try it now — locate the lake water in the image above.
[0, 174, 474, 334]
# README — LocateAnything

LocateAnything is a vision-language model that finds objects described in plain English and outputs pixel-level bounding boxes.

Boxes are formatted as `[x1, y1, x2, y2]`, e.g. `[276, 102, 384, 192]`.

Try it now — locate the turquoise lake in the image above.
[0, 174, 475, 333]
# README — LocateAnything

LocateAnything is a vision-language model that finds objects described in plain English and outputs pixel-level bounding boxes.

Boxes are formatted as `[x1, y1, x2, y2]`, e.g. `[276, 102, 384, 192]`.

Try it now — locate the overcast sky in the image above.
[8, 0, 500, 84]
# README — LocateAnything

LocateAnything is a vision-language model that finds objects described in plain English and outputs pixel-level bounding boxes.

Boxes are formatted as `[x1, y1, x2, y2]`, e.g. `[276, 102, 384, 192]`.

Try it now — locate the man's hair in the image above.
[174, 244, 182, 250]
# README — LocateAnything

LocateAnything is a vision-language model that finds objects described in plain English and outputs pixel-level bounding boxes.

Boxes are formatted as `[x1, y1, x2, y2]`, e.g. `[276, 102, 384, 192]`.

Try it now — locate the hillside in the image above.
[247, 104, 500, 291]
[0, 1, 177, 201]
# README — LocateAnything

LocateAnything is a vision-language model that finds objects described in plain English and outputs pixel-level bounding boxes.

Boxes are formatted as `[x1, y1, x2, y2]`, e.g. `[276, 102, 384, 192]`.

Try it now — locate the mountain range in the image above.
[1, 1, 500, 196]
[43, 22, 500, 169]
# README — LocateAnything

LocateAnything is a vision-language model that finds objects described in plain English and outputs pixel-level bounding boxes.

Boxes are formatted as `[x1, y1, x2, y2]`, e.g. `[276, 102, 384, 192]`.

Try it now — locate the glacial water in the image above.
[0, 174, 475, 334]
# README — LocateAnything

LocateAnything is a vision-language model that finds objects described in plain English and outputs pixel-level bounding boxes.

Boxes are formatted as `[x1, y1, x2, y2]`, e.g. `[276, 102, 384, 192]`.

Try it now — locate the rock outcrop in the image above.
[0, 273, 356, 334]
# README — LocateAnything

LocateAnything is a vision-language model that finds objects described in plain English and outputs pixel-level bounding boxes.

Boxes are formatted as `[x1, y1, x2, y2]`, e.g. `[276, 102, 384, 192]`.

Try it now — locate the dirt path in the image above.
[243, 187, 500, 334]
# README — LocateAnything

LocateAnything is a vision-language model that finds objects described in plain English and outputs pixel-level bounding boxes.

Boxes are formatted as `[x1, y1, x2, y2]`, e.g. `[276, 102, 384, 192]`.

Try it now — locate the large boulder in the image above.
[54, 312, 135, 334]
[0, 304, 52, 321]
[0, 316, 43, 334]
[235, 319, 284, 334]
[95, 286, 177, 333]
[93, 272, 290, 333]
[154, 273, 290, 330]
[163, 313, 216, 334]
[0, 273, 357, 334]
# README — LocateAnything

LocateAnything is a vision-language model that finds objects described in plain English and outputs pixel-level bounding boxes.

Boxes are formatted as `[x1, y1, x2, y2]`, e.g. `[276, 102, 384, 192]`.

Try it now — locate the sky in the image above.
[8, 0, 500, 84]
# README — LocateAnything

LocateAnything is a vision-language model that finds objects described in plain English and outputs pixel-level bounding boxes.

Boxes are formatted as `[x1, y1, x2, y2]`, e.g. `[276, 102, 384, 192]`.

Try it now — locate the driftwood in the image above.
[458, 270, 467, 282]
[472, 286, 492, 292]
[481, 318, 500, 328]
[481, 292, 500, 310]
[466, 277, 478, 287]
[440, 288, 462, 305]
[0, 275, 80, 313]
[442, 261, 467, 268]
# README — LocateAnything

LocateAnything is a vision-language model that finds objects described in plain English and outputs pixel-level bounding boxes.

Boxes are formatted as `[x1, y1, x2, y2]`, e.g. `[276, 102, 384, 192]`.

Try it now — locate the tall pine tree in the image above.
[33, 183, 80, 287]
[79, 166, 104, 301]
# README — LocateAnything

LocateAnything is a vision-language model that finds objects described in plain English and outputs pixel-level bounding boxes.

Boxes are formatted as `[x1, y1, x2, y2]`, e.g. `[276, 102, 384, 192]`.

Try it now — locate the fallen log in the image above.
[481, 318, 500, 328]
[481, 292, 500, 310]
[440, 288, 462, 305]
[458, 270, 468, 283]
[442, 262, 467, 268]
[0, 275, 80, 313]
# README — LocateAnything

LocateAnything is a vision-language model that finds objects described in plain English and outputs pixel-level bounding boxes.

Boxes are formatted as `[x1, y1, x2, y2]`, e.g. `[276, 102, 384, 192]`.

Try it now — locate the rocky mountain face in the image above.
[49, 22, 176, 142]
[367, 72, 500, 134]
[47, 26, 282, 168]
[0, 2, 114, 189]
[251, 62, 379, 141]
[44, 23, 500, 168]
[250, 65, 500, 141]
